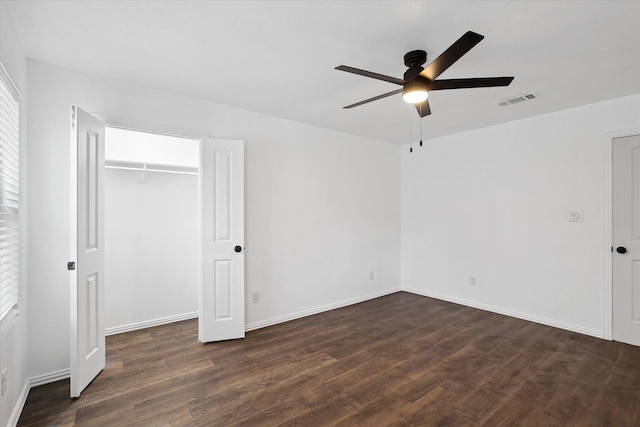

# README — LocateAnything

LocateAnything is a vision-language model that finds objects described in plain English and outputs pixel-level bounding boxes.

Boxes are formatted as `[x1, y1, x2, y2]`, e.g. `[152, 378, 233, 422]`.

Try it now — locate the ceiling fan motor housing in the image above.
[404, 50, 427, 67]
[403, 50, 428, 82]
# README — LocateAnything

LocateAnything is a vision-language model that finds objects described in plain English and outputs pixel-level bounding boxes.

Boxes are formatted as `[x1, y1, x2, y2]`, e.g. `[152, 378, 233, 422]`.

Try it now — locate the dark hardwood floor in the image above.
[18, 292, 640, 426]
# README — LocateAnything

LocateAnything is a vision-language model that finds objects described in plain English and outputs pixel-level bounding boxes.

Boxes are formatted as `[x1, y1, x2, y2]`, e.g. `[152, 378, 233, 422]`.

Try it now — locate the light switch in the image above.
[568, 211, 583, 222]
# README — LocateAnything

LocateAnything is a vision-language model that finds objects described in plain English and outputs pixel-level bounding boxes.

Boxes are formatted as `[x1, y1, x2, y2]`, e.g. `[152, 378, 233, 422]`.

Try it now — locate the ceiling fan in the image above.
[336, 31, 514, 117]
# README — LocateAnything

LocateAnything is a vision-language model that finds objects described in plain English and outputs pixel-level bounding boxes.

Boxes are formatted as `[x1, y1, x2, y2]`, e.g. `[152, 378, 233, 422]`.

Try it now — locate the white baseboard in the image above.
[245, 286, 401, 332]
[29, 368, 70, 388]
[104, 289, 403, 336]
[402, 286, 604, 339]
[8, 370, 70, 427]
[105, 311, 199, 336]
[7, 380, 30, 427]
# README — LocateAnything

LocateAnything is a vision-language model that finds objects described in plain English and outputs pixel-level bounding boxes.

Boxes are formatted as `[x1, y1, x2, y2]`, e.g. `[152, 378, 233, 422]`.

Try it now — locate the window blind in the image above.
[0, 64, 19, 324]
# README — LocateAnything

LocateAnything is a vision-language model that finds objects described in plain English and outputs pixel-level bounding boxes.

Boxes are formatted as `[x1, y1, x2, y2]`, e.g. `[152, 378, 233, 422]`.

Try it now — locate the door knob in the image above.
[234, 245, 242, 253]
[616, 246, 627, 254]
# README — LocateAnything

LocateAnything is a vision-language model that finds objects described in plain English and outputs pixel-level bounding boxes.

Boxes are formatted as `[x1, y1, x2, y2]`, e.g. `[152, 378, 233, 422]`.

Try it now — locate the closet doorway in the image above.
[71, 110, 246, 397]
[104, 127, 200, 335]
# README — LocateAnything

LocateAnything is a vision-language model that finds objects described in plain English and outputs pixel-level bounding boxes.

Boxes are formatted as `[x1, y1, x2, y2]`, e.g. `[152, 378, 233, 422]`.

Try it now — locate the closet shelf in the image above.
[105, 160, 199, 176]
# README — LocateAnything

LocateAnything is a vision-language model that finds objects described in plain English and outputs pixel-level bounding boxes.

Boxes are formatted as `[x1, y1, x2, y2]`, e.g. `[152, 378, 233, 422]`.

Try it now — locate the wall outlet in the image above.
[369, 270, 374, 280]
[252, 292, 260, 304]
[469, 276, 477, 287]
[1, 369, 7, 397]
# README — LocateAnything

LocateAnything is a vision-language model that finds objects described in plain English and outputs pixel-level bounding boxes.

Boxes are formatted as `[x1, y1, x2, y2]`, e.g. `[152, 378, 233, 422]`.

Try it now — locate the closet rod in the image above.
[105, 160, 198, 176]
[105, 165, 198, 176]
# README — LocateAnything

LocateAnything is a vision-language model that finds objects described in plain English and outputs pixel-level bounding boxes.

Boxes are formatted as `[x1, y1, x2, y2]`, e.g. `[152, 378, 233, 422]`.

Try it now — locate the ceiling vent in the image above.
[498, 93, 536, 106]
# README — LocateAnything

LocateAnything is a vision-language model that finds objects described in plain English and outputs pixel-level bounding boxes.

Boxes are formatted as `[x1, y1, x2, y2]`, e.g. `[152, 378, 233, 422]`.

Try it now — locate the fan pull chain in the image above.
[408, 105, 413, 153]
[419, 105, 423, 147]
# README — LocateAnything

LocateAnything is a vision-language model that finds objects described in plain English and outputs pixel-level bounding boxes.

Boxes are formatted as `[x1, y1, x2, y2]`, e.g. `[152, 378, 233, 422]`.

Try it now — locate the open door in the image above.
[199, 139, 245, 342]
[69, 106, 106, 397]
[613, 134, 640, 346]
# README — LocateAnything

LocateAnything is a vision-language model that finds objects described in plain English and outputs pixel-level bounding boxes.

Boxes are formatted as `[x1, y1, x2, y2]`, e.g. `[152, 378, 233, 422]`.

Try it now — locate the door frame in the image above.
[94, 115, 210, 144]
[603, 127, 640, 340]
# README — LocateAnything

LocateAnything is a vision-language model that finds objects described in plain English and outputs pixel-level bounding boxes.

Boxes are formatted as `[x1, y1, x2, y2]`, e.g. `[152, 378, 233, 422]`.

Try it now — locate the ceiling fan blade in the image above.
[343, 88, 403, 109]
[336, 65, 406, 85]
[414, 98, 431, 117]
[420, 31, 484, 81]
[429, 76, 514, 90]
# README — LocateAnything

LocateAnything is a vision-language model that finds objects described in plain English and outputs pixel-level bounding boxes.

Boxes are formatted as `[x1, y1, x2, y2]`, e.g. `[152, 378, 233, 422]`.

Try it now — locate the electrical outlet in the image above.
[252, 292, 260, 303]
[369, 271, 374, 280]
[1, 369, 7, 397]
[469, 276, 477, 287]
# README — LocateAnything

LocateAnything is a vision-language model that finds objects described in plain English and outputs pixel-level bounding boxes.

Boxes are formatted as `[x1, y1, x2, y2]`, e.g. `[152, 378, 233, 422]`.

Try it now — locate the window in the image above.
[0, 62, 20, 329]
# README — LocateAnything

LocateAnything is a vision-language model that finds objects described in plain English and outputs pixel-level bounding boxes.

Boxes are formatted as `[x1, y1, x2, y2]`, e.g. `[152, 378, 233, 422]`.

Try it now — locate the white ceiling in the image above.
[5, 0, 640, 144]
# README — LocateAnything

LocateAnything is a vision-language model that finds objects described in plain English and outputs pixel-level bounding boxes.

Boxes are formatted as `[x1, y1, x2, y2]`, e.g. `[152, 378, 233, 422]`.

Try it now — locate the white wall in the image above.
[0, 2, 29, 426]
[401, 94, 640, 337]
[105, 169, 199, 332]
[27, 59, 401, 380]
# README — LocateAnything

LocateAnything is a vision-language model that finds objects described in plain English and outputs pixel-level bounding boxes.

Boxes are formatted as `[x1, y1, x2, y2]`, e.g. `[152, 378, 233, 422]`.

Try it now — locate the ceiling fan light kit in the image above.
[402, 83, 429, 104]
[336, 31, 514, 118]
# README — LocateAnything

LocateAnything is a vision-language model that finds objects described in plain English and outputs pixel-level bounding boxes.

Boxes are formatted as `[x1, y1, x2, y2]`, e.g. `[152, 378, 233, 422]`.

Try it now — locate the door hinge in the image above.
[67, 261, 76, 271]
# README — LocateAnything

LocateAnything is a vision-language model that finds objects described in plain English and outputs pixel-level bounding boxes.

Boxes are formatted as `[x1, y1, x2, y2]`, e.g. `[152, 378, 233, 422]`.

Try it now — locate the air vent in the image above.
[498, 93, 536, 106]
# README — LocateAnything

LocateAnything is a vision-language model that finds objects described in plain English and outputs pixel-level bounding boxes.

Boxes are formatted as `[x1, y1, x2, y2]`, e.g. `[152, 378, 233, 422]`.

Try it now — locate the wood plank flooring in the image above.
[17, 292, 640, 426]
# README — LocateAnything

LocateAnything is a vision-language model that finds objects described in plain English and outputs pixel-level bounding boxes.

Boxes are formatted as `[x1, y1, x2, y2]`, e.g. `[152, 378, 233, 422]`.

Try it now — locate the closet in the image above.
[104, 127, 200, 334]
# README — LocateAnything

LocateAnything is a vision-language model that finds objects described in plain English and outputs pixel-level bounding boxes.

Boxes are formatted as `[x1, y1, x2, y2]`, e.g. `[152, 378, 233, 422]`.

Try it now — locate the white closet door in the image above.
[613, 134, 640, 346]
[199, 139, 245, 342]
[70, 106, 106, 397]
